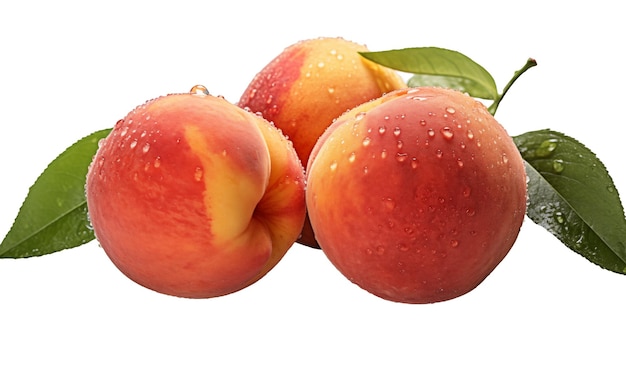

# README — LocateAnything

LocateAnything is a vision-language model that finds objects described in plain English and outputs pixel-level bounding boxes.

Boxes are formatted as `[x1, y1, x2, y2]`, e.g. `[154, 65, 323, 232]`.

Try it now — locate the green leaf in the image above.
[0, 129, 111, 258]
[359, 47, 498, 100]
[513, 130, 626, 273]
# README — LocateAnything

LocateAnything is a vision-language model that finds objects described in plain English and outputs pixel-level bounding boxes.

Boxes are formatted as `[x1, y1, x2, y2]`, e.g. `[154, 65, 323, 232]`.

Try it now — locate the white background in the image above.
[1, 1, 624, 371]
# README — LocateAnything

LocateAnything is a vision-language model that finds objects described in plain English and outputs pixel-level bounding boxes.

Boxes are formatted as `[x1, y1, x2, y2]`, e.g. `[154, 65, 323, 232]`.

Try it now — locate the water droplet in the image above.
[129, 139, 137, 149]
[317, 61, 325, 68]
[153, 157, 161, 168]
[465, 208, 475, 216]
[411, 158, 419, 169]
[435, 149, 443, 158]
[608, 185, 616, 193]
[383, 197, 396, 210]
[396, 140, 403, 150]
[378, 126, 386, 135]
[348, 152, 356, 163]
[446, 107, 456, 114]
[427, 129, 435, 137]
[552, 159, 565, 173]
[457, 159, 464, 168]
[363, 166, 369, 175]
[555, 211, 565, 224]
[120, 126, 129, 137]
[396, 153, 408, 162]
[419, 119, 427, 126]
[362, 137, 371, 147]
[536, 139, 558, 157]
[328, 87, 335, 94]
[463, 186, 472, 197]
[440, 126, 454, 140]
[467, 129, 474, 140]
[329, 161, 338, 171]
[190, 84, 210, 95]
[142, 143, 150, 153]
[393, 127, 401, 137]
[194, 167, 203, 181]
[450, 239, 459, 248]
[381, 149, 388, 159]
[502, 153, 509, 164]
[355, 112, 367, 121]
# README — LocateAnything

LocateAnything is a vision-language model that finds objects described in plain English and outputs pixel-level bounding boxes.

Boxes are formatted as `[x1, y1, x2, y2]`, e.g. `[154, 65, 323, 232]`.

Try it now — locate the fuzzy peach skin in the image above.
[86, 92, 306, 298]
[306, 87, 527, 304]
[238, 36, 406, 247]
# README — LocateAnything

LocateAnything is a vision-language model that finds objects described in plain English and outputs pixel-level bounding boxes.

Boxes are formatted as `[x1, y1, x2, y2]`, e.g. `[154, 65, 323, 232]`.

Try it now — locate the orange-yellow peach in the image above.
[306, 87, 527, 304]
[86, 89, 306, 298]
[238, 36, 406, 247]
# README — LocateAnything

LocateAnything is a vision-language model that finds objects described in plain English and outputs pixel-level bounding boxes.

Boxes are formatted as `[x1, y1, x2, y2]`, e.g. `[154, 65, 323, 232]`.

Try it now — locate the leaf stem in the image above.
[489, 58, 537, 115]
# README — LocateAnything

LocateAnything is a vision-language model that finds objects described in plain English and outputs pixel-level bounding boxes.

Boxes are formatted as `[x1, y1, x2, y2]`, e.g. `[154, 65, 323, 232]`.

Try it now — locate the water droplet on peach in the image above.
[381, 150, 388, 159]
[329, 160, 338, 171]
[348, 152, 356, 163]
[189, 85, 210, 96]
[194, 167, 203, 181]
[129, 139, 138, 149]
[153, 157, 161, 168]
[446, 107, 456, 114]
[467, 129, 474, 140]
[427, 129, 435, 137]
[435, 149, 443, 158]
[396, 153, 408, 162]
[362, 137, 371, 147]
[378, 126, 386, 135]
[393, 127, 401, 137]
[383, 197, 396, 210]
[450, 239, 459, 248]
[441, 126, 454, 140]
[419, 119, 427, 126]
[142, 143, 151, 154]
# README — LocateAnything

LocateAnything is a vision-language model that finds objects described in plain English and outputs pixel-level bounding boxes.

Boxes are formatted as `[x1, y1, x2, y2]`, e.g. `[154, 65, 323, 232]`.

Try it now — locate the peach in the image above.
[86, 88, 306, 298]
[306, 87, 527, 304]
[238, 37, 407, 247]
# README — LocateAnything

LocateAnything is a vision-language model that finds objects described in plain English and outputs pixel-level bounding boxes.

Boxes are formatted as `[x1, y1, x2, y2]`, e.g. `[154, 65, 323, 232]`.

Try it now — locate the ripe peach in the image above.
[238, 36, 407, 247]
[306, 87, 527, 304]
[86, 89, 306, 298]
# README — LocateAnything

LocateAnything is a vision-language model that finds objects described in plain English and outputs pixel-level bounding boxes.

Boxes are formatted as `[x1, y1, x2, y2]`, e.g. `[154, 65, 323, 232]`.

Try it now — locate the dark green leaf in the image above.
[514, 130, 626, 273]
[0, 129, 111, 258]
[359, 47, 498, 100]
